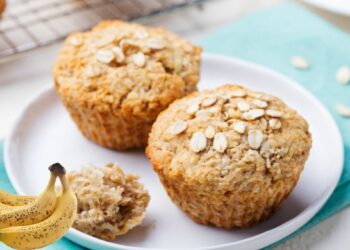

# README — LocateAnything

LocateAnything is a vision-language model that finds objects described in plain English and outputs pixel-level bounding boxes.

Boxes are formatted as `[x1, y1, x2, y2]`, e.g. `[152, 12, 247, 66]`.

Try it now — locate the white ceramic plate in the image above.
[302, 0, 350, 16]
[4, 53, 343, 250]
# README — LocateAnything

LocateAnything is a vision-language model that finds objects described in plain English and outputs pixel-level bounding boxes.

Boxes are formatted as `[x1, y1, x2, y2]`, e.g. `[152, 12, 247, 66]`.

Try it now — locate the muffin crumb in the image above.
[67, 163, 150, 241]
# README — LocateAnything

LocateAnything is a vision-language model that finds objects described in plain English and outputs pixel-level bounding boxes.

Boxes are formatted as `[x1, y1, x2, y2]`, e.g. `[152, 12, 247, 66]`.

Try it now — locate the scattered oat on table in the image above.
[336, 104, 350, 118]
[291, 56, 310, 70]
[336, 66, 350, 85]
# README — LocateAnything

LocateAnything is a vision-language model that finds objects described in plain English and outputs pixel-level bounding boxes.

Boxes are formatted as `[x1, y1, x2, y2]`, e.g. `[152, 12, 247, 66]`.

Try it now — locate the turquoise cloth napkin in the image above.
[1, 3, 350, 249]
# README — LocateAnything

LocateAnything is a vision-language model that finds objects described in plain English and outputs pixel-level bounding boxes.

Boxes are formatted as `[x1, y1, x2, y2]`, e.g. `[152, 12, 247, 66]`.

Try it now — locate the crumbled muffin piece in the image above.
[67, 163, 150, 240]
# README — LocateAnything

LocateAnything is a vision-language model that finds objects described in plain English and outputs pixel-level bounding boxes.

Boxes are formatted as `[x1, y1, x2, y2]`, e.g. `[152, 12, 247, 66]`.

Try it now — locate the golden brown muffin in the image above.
[147, 84, 312, 228]
[0, 0, 5, 16]
[66, 163, 150, 241]
[54, 20, 202, 150]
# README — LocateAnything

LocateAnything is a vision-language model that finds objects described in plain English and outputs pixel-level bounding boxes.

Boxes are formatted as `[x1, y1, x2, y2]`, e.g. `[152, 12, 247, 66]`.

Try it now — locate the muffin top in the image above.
[54, 20, 202, 120]
[147, 85, 312, 191]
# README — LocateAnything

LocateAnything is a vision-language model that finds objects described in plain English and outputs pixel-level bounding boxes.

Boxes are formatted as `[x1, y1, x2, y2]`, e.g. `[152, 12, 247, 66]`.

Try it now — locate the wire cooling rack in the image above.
[0, 0, 207, 61]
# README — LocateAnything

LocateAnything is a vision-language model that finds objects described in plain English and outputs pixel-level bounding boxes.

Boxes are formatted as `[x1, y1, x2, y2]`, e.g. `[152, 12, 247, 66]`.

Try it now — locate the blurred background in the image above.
[0, 0, 349, 249]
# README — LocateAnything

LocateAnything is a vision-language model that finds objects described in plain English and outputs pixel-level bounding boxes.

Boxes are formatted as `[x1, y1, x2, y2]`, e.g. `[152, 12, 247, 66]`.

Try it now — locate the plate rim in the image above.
[302, 0, 350, 17]
[4, 53, 344, 250]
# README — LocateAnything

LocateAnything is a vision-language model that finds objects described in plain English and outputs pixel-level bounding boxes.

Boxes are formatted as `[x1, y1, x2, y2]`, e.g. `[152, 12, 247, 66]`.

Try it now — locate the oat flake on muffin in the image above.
[147, 84, 312, 228]
[54, 20, 202, 150]
[66, 163, 150, 241]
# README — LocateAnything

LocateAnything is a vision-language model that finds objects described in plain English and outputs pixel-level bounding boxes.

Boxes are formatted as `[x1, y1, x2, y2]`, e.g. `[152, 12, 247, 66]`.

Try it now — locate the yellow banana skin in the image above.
[0, 189, 36, 206]
[0, 173, 77, 249]
[0, 173, 58, 229]
[0, 203, 14, 212]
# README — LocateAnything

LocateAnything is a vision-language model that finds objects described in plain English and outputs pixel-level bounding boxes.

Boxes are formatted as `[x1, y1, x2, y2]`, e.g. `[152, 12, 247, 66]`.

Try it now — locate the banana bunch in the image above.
[0, 163, 77, 249]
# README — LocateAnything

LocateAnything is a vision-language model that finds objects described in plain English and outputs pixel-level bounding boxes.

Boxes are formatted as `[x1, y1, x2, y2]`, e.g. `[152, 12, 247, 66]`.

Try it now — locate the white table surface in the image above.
[1, 0, 350, 249]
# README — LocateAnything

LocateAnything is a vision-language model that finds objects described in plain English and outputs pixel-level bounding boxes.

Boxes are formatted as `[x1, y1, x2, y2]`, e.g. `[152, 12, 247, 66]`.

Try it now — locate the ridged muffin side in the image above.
[54, 20, 202, 150]
[147, 84, 312, 228]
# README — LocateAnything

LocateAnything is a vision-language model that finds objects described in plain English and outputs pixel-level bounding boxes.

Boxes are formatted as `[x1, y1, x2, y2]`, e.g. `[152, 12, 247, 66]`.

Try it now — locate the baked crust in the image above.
[0, 0, 6, 16]
[147, 84, 312, 228]
[54, 20, 202, 150]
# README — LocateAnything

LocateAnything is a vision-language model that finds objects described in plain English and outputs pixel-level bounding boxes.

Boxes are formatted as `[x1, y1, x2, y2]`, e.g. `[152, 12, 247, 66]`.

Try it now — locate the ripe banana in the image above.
[0, 170, 58, 229]
[0, 203, 10, 210]
[0, 189, 36, 206]
[0, 163, 77, 249]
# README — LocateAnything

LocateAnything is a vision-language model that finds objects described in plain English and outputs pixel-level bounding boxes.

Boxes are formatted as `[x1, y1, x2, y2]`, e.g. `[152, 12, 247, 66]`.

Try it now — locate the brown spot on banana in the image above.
[0, 190, 36, 206]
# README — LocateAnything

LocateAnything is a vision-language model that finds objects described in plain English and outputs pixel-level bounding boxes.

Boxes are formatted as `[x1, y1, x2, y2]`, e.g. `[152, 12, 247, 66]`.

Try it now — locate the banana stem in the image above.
[49, 163, 69, 193]
[58, 175, 69, 193]
[48, 163, 66, 176]
[45, 173, 57, 191]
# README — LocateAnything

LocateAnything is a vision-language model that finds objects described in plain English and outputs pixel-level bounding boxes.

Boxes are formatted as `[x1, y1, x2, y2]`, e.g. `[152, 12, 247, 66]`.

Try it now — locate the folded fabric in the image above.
[0, 2, 349, 249]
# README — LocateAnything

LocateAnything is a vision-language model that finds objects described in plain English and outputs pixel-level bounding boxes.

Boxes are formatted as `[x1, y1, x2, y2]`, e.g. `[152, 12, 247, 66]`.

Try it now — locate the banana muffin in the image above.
[54, 20, 202, 150]
[146, 84, 312, 228]
[66, 163, 150, 241]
